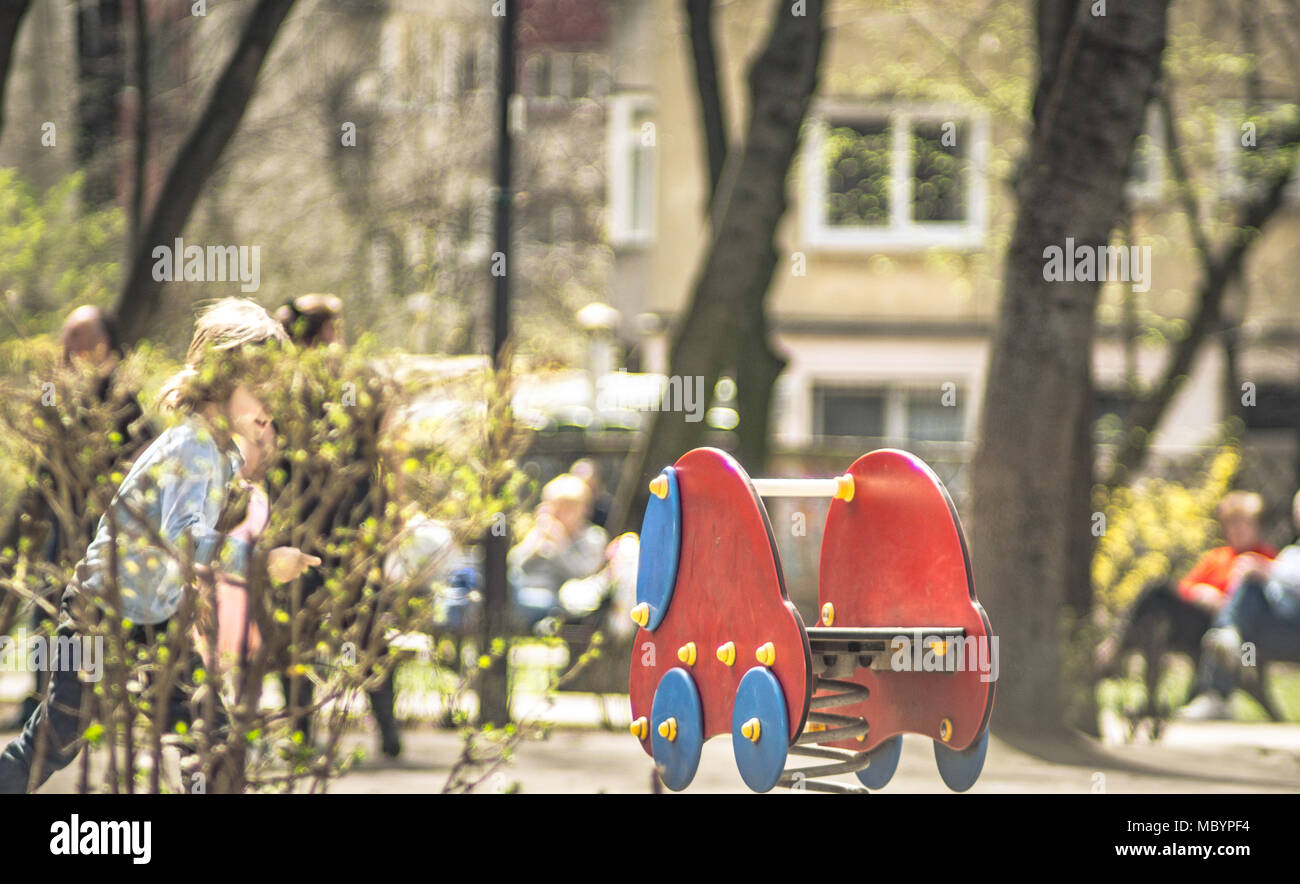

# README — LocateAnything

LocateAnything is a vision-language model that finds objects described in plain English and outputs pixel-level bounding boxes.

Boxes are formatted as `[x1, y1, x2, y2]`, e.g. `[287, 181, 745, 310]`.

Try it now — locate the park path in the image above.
[6, 690, 1299, 793]
[323, 717, 1300, 794]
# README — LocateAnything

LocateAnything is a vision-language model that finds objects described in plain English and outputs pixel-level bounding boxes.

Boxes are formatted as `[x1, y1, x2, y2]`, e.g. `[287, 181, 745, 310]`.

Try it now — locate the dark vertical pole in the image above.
[492, 0, 515, 360]
[129, 0, 149, 250]
[479, 0, 516, 727]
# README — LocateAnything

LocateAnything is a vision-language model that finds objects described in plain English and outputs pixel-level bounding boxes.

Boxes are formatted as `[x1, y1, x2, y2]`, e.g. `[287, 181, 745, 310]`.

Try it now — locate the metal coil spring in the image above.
[778, 678, 872, 793]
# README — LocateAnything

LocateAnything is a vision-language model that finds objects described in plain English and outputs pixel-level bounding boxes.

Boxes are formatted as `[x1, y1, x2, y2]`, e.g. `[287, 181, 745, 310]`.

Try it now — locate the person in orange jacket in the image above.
[1177, 491, 1277, 614]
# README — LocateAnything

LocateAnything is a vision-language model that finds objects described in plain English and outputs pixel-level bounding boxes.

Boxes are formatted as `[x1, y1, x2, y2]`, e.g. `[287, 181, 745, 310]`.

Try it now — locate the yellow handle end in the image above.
[834, 474, 855, 502]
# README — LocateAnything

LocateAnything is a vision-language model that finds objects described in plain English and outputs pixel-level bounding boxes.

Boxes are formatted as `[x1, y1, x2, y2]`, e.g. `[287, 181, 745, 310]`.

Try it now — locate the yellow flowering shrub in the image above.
[1092, 445, 1241, 618]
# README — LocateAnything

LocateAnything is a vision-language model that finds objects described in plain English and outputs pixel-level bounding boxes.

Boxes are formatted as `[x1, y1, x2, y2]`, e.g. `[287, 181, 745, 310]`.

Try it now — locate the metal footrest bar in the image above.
[807, 626, 966, 655]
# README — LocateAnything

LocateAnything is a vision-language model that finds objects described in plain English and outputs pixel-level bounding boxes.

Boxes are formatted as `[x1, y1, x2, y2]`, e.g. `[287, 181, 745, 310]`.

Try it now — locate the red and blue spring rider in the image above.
[627, 448, 996, 793]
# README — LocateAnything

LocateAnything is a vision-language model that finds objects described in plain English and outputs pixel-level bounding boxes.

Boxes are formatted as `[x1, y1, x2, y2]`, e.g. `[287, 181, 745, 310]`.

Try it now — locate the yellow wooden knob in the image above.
[741, 718, 761, 743]
[939, 717, 953, 742]
[716, 641, 736, 667]
[630, 716, 648, 740]
[658, 717, 678, 742]
[649, 475, 669, 499]
[834, 474, 855, 501]
[821, 602, 835, 626]
[677, 641, 697, 666]
[755, 642, 776, 667]
[630, 603, 650, 627]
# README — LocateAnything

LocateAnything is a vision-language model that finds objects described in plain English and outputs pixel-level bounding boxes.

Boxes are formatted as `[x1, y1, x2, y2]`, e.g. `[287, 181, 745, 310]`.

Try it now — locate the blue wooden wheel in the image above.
[636, 467, 682, 631]
[731, 667, 790, 793]
[650, 668, 704, 791]
[933, 728, 989, 793]
[854, 734, 903, 790]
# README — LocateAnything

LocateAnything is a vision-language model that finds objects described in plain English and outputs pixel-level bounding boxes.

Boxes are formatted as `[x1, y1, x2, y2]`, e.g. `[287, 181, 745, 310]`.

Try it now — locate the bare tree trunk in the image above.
[116, 0, 298, 344]
[75, 0, 126, 207]
[683, 0, 727, 204]
[609, 0, 825, 535]
[1031, 0, 1079, 124]
[971, 0, 1169, 742]
[733, 306, 786, 475]
[1065, 352, 1100, 737]
[0, 0, 33, 141]
[679, 1, 785, 477]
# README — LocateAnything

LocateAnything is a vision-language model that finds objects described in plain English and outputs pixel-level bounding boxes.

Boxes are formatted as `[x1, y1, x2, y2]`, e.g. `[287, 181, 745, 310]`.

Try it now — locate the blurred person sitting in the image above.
[569, 457, 613, 529]
[1, 305, 152, 731]
[1096, 491, 1277, 707]
[554, 530, 640, 641]
[1176, 491, 1276, 614]
[1179, 490, 1300, 721]
[508, 474, 608, 631]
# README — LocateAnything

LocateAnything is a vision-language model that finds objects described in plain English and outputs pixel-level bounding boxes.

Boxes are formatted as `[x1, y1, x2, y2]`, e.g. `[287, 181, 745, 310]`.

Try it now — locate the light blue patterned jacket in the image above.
[71, 414, 251, 625]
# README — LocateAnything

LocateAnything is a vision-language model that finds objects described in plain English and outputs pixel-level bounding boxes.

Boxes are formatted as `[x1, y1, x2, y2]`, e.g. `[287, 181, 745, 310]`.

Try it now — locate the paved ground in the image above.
[327, 713, 1300, 794]
[6, 689, 1300, 793]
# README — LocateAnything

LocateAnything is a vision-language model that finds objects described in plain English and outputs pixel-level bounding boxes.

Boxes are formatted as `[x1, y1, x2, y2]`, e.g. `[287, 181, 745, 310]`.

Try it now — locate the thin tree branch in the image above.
[115, 0, 298, 344]
[1108, 111, 1300, 484]
[1157, 81, 1212, 271]
[683, 0, 728, 205]
[904, 8, 1008, 115]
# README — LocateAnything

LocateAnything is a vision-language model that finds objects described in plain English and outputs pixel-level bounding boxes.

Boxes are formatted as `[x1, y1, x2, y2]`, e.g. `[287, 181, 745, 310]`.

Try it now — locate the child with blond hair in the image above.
[0, 299, 315, 792]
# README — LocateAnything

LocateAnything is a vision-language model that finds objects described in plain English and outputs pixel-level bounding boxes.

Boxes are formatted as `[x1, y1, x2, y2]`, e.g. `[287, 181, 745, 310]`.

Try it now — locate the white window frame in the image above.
[608, 93, 656, 248]
[802, 103, 989, 252]
[1215, 100, 1300, 203]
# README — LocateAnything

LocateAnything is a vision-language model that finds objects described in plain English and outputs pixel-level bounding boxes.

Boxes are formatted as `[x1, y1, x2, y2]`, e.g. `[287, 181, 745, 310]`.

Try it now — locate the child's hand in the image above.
[267, 546, 321, 584]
